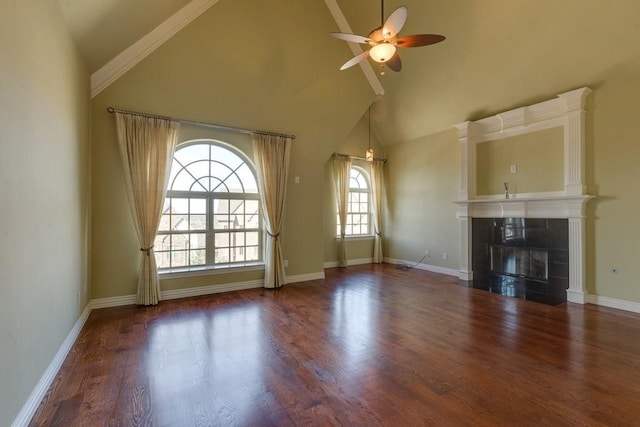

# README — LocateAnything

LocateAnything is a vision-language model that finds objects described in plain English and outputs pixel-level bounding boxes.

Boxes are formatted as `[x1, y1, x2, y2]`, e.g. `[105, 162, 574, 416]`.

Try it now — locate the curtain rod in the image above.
[332, 152, 387, 162]
[106, 107, 295, 140]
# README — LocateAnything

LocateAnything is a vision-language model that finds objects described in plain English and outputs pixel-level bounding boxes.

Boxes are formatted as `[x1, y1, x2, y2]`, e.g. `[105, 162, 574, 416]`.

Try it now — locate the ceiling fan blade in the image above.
[340, 50, 370, 70]
[396, 34, 446, 48]
[382, 5, 407, 39]
[331, 32, 372, 44]
[386, 52, 402, 72]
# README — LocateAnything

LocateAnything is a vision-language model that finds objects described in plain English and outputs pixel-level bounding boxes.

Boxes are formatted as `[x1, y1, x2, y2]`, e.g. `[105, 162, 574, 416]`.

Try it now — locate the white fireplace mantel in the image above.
[453, 87, 594, 304]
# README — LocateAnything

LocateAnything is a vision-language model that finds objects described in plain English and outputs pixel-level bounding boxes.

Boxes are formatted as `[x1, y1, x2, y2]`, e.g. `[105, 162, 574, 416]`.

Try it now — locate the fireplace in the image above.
[472, 218, 568, 305]
[453, 87, 594, 304]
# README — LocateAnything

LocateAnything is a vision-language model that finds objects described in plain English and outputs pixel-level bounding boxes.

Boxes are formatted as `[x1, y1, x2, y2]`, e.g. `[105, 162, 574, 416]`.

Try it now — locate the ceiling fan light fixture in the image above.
[369, 43, 396, 63]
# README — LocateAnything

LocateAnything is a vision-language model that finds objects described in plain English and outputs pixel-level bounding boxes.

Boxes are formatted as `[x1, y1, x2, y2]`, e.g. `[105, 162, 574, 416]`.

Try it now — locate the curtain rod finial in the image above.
[107, 107, 115, 113]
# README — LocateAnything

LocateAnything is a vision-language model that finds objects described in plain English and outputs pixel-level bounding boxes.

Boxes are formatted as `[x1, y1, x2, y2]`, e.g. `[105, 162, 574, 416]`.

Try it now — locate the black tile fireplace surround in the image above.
[472, 218, 569, 305]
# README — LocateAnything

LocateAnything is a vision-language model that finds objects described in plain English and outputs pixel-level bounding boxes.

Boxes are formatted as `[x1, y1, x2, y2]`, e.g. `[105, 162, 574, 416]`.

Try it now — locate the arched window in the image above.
[155, 141, 261, 269]
[337, 166, 371, 236]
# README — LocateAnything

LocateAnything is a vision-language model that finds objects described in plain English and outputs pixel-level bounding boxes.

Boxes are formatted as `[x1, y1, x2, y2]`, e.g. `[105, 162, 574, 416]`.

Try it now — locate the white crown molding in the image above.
[323, 0, 385, 96]
[90, 0, 219, 98]
[11, 305, 92, 427]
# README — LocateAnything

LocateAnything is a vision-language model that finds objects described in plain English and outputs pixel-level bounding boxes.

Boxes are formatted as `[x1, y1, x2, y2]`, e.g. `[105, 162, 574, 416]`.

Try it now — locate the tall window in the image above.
[337, 166, 371, 236]
[155, 141, 261, 269]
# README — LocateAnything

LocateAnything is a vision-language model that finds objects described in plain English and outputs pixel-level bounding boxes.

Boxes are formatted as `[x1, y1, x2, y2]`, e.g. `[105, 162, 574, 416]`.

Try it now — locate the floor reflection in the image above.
[147, 305, 263, 425]
[331, 284, 378, 372]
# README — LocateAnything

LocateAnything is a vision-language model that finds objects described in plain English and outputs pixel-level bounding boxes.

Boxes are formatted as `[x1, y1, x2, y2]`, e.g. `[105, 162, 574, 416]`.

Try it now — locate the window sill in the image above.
[159, 262, 265, 279]
[335, 235, 375, 241]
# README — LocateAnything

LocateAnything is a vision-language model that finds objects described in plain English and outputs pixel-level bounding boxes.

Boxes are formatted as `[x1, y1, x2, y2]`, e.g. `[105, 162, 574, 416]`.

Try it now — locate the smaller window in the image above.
[337, 167, 371, 236]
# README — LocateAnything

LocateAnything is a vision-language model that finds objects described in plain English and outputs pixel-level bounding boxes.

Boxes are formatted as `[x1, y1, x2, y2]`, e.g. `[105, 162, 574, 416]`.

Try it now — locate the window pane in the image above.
[189, 215, 206, 230]
[190, 234, 206, 249]
[245, 246, 259, 261]
[246, 232, 259, 246]
[237, 164, 258, 193]
[172, 250, 188, 267]
[215, 232, 230, 247]
[159, 214, 170, 231]
[190, 250, 206, 265]
[360, 203, 368, 213]
[171, 215, 188, 231]
[245, 200, 259, 214]
[214, 215, 229, 230]
[231, 232, 245, 246]
[155, 234, 171, 252]
[155, 251, 170, 269]
[230, 247, 244, 262]
[190, 199, 206, 214]
[172, 199, 189, 214]
[213, 199, 229, 214]
[172, 234, 189, 250]
[245, 214, 259, 229]
[215, 248, 230, 263]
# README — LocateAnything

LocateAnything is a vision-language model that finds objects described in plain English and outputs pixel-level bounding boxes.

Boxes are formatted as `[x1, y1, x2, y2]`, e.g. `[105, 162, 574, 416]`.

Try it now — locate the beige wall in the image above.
[476, 127, 564, 196]
[90, 0, 376, 299]
[0, 1, 90, 424]
[384, 129, 461, 269]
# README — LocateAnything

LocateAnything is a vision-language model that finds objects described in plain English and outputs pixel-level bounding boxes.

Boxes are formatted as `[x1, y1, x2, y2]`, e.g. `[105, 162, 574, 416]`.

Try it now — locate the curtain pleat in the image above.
[332, 155, 351, 267]
[114, 113, 179, 305]
[253, 134, 291, 288]
[371, 159, 385, 263]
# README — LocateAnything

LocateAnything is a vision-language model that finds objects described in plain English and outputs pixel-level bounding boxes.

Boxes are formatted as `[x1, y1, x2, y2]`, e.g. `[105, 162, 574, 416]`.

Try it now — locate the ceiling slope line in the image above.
[323, 0, 385, 96]
[91, 0, 219, 98]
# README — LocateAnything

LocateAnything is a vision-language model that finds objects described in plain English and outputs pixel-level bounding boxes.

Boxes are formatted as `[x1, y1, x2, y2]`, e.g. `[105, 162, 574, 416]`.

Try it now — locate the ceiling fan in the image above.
[331, 1, 445, 73]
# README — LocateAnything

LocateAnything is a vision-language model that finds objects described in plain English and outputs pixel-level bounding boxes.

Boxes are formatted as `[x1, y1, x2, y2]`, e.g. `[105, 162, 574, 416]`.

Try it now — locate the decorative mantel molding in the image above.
[453, 88, 594, 304]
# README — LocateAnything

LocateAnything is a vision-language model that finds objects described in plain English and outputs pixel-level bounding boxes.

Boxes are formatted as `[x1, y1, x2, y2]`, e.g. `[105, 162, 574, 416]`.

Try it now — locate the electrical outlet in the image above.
[425, 250, 430, 257]
[442, 252, 448, 260]
[510, 164, 517, 174]
[284, 260, 289, 267]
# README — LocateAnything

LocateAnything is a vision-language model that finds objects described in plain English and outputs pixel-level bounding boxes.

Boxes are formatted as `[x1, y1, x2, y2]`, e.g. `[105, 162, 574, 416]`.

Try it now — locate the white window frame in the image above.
[337, 166, 372, 238]
[156, 140, 263, 273]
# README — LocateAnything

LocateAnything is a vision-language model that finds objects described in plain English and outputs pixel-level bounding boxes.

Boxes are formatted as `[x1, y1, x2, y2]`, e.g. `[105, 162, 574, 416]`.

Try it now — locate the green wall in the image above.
[476, 127, 564, 196]
[384, 68, 640, 304]
[0, 1, 90, 424]
[384, 129, 461, 270]
[90, 0, 376, 299]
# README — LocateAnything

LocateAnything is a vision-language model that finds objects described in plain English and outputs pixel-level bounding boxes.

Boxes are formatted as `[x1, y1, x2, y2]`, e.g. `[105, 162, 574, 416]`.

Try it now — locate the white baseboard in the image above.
[323, 258, 373, 268]
[161, 279, 263, 300]
[384, 257, 459, 277]
[12, 304, 92, 427]
[586, 294, 640, 314]
[286, 271, 325, 284]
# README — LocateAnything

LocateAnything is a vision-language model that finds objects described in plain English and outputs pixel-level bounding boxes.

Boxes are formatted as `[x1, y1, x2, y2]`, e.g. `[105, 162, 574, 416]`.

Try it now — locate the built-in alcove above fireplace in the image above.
[453, 87, 594, 304]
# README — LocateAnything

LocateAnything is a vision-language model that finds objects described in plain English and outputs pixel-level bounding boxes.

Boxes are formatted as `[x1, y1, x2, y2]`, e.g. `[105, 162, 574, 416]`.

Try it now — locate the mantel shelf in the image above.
[454, 195, 594, 219]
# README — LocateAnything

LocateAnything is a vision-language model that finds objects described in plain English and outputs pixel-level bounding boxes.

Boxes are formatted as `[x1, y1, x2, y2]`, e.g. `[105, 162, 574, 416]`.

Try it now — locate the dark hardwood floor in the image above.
[31, 263, 640, 426]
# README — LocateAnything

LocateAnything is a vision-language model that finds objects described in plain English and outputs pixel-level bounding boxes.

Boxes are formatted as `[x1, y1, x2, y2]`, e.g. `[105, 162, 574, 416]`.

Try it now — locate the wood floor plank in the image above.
[29, 263, 640, 426]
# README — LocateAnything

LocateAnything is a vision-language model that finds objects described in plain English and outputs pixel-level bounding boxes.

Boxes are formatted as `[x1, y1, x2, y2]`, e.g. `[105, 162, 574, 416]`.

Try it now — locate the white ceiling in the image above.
[57, 0, 640, 145]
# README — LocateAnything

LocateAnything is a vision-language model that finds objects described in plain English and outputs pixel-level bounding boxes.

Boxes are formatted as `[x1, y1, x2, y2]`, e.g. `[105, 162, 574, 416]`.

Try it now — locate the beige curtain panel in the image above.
[253, 134, 291, 289]
[371, 159, 385, 263]
[115, 112, 179, 305]
[332, 154, 351, 267]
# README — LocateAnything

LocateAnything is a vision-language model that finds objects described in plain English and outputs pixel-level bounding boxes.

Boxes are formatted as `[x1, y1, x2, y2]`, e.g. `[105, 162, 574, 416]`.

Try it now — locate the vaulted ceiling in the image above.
[58, 0, 640, 145]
